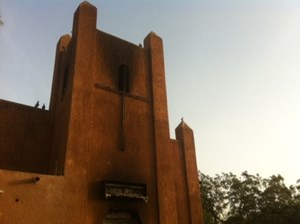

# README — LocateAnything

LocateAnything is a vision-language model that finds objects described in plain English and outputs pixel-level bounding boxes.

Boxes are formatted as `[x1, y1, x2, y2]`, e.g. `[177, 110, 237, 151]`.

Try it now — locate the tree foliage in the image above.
[200, 172, 300, 224]
[0, 13, 3, 26]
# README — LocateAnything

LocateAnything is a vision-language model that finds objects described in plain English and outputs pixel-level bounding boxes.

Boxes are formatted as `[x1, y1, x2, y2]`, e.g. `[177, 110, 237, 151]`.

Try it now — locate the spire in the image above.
[72, 0, 97, 38]
[176, 118, 192, 131]
[78, 1, 94, 8]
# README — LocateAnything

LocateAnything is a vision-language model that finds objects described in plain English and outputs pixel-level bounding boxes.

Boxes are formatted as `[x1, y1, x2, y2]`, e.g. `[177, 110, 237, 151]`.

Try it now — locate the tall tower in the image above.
[0, 2, 203, 223]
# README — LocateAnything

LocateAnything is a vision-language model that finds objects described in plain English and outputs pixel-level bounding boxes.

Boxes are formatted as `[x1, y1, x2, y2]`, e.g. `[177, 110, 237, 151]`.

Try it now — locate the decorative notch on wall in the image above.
[119, 64, 129, 151]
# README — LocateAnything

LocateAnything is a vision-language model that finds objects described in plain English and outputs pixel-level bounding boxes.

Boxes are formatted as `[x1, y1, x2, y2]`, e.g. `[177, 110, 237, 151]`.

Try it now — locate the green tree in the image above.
[200, 173, 228, 223]
[200, 172, 300, 224]
[0, 13, 3, 26]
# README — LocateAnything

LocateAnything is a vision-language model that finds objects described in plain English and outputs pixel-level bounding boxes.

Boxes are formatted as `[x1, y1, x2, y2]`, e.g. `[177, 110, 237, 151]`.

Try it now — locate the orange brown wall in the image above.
[0, 100, 51, 173]
[0, 2, 203, 224]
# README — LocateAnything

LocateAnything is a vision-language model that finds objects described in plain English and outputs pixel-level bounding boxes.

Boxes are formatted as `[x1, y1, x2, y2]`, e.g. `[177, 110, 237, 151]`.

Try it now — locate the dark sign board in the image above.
[104, 180, 148, 203]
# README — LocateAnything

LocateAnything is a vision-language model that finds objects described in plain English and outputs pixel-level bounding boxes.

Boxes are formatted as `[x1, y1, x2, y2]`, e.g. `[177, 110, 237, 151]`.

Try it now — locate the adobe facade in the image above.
[0, 2, 203, 223]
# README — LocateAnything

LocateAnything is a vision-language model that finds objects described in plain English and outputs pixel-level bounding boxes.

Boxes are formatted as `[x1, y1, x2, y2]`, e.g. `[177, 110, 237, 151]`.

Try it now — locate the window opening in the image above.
[118, 65, 129, 93]
[62, 68, 69, 96]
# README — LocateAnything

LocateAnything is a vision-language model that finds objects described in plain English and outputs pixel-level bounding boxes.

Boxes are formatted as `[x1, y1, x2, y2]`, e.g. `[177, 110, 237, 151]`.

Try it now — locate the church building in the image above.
[0, 2, 203, 223]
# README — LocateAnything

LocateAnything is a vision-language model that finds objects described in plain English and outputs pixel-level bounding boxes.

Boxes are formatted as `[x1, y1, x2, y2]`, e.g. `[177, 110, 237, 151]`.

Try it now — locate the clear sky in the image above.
[0, 0, 299, 186]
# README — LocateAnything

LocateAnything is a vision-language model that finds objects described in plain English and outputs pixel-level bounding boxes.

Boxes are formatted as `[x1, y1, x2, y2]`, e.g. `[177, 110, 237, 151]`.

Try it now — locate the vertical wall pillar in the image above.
[61, 2, 97, 222]
[144, 32, 178, 224]
[49, 35, 71, 112]
[65, 1, 97, 174]
[176, 121, 204, 224]
[48, 35, 71, 173]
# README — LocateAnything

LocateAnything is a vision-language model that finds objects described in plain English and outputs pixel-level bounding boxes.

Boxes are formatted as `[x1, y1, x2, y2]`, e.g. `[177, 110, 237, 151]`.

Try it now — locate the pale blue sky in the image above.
[0, 0, 299, 185]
